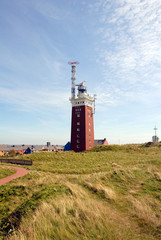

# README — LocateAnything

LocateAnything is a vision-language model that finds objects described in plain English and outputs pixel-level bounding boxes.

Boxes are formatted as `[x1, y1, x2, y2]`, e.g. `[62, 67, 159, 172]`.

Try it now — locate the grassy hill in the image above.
[0, 144, 160, 240]
[0, 167, 16, 180]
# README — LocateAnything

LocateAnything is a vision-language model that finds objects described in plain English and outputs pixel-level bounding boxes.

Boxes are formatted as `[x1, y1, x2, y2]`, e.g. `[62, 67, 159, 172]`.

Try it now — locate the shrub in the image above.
[8, 150, 16, 157]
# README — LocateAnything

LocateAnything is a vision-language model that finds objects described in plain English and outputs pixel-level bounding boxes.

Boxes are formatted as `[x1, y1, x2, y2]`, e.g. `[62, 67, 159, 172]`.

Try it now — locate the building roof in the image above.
[0, 144, 64, 152]
[94, 138, 108, 146]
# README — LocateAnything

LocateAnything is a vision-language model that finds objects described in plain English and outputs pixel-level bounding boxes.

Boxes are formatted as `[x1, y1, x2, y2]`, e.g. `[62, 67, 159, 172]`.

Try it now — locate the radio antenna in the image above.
[68, 61, 79, 99]
[94, 94, 97, 114]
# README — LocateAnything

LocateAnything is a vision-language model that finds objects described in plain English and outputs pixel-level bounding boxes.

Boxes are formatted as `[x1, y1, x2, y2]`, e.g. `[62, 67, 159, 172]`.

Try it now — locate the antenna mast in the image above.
[154, 126, 157, 137]
[94, 94, 97, 114]
[68, 61, 79, 99]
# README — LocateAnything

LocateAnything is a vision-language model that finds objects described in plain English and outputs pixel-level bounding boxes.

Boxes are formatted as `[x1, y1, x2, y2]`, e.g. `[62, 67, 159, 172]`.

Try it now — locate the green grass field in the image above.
[0, 167, 16, 179]
[0, 144, 161, 240]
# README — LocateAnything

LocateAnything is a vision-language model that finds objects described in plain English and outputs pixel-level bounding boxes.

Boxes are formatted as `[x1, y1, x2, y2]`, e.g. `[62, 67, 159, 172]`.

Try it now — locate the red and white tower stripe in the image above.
[69, 62, 95, 152]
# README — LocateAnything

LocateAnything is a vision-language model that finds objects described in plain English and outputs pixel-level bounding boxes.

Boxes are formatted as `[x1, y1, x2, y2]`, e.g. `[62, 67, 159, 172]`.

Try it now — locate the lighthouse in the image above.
[69, 62, 96, 152]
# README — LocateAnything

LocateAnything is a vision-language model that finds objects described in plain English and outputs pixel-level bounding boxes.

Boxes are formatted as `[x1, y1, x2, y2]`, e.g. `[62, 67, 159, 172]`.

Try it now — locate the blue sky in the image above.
[0, 0, 161, 145]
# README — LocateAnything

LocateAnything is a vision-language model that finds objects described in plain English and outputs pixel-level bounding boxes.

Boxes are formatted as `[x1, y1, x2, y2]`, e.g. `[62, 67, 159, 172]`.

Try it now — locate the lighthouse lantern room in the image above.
[69, 62, 95, 152]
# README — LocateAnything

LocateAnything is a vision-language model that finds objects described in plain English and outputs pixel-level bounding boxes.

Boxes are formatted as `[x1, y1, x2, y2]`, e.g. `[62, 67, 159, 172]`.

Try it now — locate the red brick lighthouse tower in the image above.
[69, 62, 96, 152]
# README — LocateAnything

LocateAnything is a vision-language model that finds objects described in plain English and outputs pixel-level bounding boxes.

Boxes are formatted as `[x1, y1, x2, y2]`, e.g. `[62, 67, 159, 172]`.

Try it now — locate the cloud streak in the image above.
[0, 86, 69, 112]
[90, 0, 161, 107]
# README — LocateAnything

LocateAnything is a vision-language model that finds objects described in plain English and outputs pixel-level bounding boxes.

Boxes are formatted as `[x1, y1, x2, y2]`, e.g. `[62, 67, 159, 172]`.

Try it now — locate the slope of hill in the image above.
[0, 167, 16, 180]
[0, 144, 160, 240]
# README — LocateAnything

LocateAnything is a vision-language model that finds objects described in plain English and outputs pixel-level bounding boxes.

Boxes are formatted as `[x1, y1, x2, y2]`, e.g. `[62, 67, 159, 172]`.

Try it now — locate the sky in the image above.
[0, 0, 161, 145]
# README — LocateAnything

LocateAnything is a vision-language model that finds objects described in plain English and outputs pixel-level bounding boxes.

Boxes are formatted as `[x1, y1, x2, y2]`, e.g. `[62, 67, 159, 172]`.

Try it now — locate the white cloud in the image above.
[89, 0, 161, 107]
[0, 87, 69, 112]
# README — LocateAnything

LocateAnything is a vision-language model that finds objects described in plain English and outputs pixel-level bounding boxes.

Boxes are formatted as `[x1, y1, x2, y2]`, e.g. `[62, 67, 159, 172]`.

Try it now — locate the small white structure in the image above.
[152, 135, 159, 142]
[152, 126, 159, 142]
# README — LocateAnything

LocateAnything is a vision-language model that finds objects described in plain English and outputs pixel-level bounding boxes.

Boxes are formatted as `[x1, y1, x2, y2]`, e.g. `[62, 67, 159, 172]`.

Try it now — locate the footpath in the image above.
[0, 166, 28, 185]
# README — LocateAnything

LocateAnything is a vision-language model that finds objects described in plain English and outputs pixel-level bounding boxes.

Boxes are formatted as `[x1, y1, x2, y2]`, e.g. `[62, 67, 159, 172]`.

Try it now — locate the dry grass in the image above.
[7, 183, 150, 240]
[82, 182, 116, 200]
[1, 145, 161, 240]
[129, 196, 160, 227]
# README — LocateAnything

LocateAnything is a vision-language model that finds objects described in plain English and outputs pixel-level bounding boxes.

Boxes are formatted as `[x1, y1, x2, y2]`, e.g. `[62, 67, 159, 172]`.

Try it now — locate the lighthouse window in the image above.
[77, 122, 80, 125]
[89, 140, 91, 143]
[89, 123, 90, 126]
[77, 145, 80, 148]
[89, 128, 91, 132]
[89, 145, 91, 148]
[77, 113, 80, 117]
[77, 139, 80, 143]
[89, 134, 91, 138]
[77, 128, 80, 131]
[77, 134, 80, 138]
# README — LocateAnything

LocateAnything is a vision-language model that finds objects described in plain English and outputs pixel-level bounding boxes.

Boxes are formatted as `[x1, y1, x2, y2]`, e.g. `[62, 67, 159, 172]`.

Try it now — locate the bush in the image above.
[89, 145, 123, 152]
[8, 150, 16, 156]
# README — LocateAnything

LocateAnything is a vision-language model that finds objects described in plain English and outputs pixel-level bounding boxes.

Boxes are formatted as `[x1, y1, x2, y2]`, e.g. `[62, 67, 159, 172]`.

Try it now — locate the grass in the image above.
[0, 166, 16, 179]
[0, 144, 161, 240]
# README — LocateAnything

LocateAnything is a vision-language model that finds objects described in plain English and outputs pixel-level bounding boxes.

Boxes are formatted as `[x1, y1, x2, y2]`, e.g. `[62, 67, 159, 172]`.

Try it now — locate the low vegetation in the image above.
[0, 144, 160, 240]
[0, 167, 16, 179]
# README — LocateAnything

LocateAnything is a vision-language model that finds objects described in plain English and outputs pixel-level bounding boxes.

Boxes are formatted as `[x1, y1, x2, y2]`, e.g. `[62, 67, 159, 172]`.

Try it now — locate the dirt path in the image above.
[0, 165, 28, 185]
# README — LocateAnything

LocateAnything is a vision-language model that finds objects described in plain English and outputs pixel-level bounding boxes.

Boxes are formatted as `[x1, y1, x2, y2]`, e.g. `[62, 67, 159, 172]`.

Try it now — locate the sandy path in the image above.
[0, 166, 28, 185]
